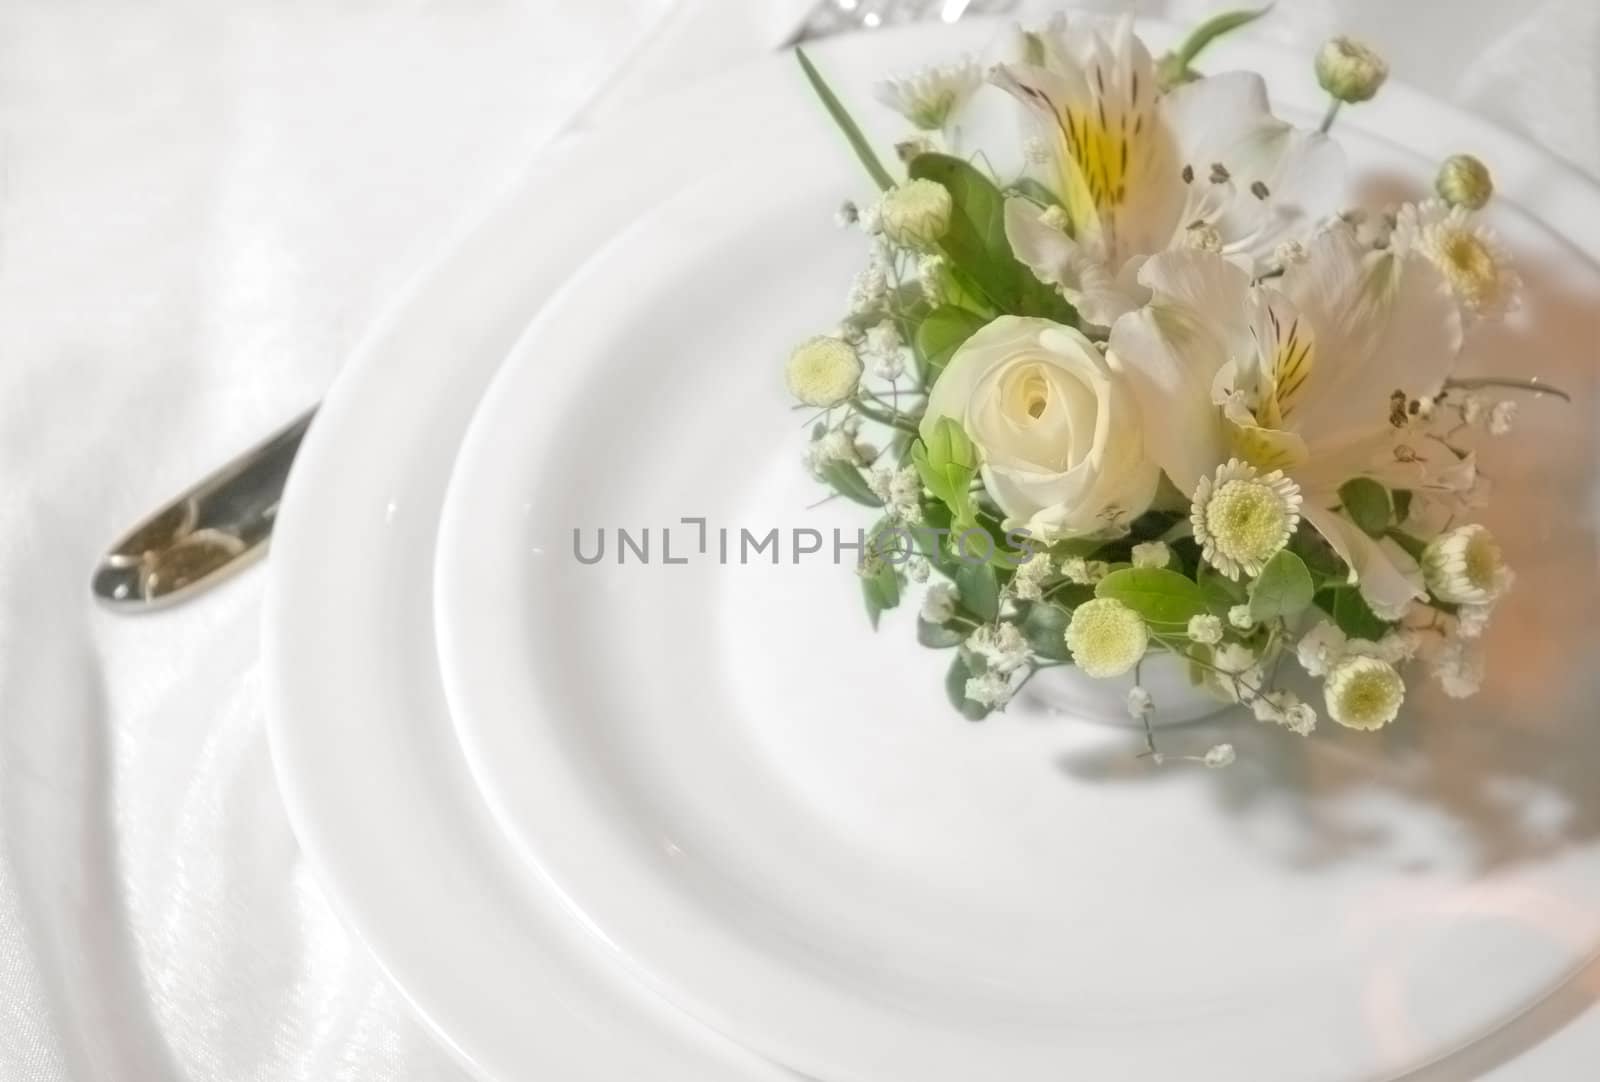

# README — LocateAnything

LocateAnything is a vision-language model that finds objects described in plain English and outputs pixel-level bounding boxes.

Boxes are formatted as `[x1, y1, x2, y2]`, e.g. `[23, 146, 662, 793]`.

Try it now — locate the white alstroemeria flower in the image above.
[991, 14, 1342, 328]
[1108, 219, 1464, 614]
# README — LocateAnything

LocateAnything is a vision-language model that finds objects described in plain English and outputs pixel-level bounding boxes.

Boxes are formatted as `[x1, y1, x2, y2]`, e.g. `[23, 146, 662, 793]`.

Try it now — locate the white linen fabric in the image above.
[0, 2, 1596, 1081]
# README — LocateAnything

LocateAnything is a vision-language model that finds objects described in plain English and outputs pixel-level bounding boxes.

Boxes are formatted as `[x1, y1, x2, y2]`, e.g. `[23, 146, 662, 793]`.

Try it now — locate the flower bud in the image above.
[879, 179, 952, 249]
[1315, 36, 1388, 104]
[1422, 524, 1512, 605]
[785, 336, 861, 408]
[1436, 154, 1494, 210]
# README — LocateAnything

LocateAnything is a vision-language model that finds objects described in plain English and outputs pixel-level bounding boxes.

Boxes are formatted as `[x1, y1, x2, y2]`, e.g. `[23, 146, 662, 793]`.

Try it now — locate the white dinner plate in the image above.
[261, 45, 824, 1082]
[433, 20, 1600, 1082]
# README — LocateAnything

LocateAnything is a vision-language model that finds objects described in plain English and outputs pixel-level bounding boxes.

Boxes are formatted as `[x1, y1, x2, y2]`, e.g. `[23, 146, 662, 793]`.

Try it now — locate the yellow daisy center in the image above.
[1065, 598, 1149, 679]
[1426, 226, 1500, 309]
[1205, 480, 1291, 565]
[1422, 524, 1509, 604]
[1463, 530, 1502, 590]
[785, 337, 862, 408]
[1326, 656, 1405, 731]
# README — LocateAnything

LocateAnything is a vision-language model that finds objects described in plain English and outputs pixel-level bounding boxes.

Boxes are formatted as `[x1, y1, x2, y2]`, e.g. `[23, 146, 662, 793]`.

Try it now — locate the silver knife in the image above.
[91, 408, 316, 610]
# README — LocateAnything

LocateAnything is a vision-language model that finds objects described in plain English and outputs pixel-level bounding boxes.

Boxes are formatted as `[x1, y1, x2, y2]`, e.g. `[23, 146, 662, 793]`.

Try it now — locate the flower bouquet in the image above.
[786, 10, 1563, 762]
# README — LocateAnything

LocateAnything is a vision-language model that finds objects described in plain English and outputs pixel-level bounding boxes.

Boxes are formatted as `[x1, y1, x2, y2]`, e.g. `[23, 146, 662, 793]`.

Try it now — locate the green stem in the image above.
[1444, 376, 1572, 403]
[851, 398, 919, 434]
[1318, 99, 1342, 134]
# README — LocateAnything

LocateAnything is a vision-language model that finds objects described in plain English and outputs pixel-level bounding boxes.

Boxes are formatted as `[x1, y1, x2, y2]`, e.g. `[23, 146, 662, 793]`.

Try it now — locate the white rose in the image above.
[921, 316, 1158, 539]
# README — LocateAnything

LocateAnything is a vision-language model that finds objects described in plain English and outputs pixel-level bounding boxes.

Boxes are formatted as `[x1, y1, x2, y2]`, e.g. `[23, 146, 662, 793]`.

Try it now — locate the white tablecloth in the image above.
[2, 2, 1597, 1079]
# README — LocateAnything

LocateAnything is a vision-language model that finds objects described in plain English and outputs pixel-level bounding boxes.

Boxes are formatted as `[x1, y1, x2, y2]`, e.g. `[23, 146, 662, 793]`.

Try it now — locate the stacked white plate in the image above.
[264, 17, 1600, 1082]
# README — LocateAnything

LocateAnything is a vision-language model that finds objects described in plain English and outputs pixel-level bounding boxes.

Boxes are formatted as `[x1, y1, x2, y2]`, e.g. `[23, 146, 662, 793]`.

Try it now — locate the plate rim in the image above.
[261, 46, 827, 1082]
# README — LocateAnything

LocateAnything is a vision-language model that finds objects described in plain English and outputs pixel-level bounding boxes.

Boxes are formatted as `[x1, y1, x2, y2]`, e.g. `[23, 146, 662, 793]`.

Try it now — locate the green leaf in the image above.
[1199, 568, 1242, 618]
[1392, 489, 1414, 524]
[908, 502, 957, 573]
[945, 653, 993, 721]
[1173, 5, 1275, 70]
[1385, 528, 1427, 563]
[912, 417, 978, 524]
[1339, 478, 1392, 538]
[1095, 568, 1206, 628]
[954, 560, 1000, 622]
[1315, 585, 1391, 641]
[1019, 602, 1073, 661]
[1015, 272, 1079, 323]
[818, 461, 883, 507]
[918, 618, 964, 649]
[795, 49, 895, 192]
[1247, 550, 1315, 623]
[913, 306, 987, 384]
[908, 153, 1019, 312]
[860, 563, 901, 629]
[1291, 528, 1348, 584]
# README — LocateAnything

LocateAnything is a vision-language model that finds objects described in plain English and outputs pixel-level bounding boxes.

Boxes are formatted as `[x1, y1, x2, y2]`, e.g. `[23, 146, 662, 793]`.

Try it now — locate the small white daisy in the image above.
[1065, 599, 1148, 678]
[785, 337, 861, 408]
[1325, 655, 1406, 731]
[873, 56, 982, 131]
[1422, 524, 1513, 605]
[1393, 201, 1521, 319]
[1192, 460, 1304, 580]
